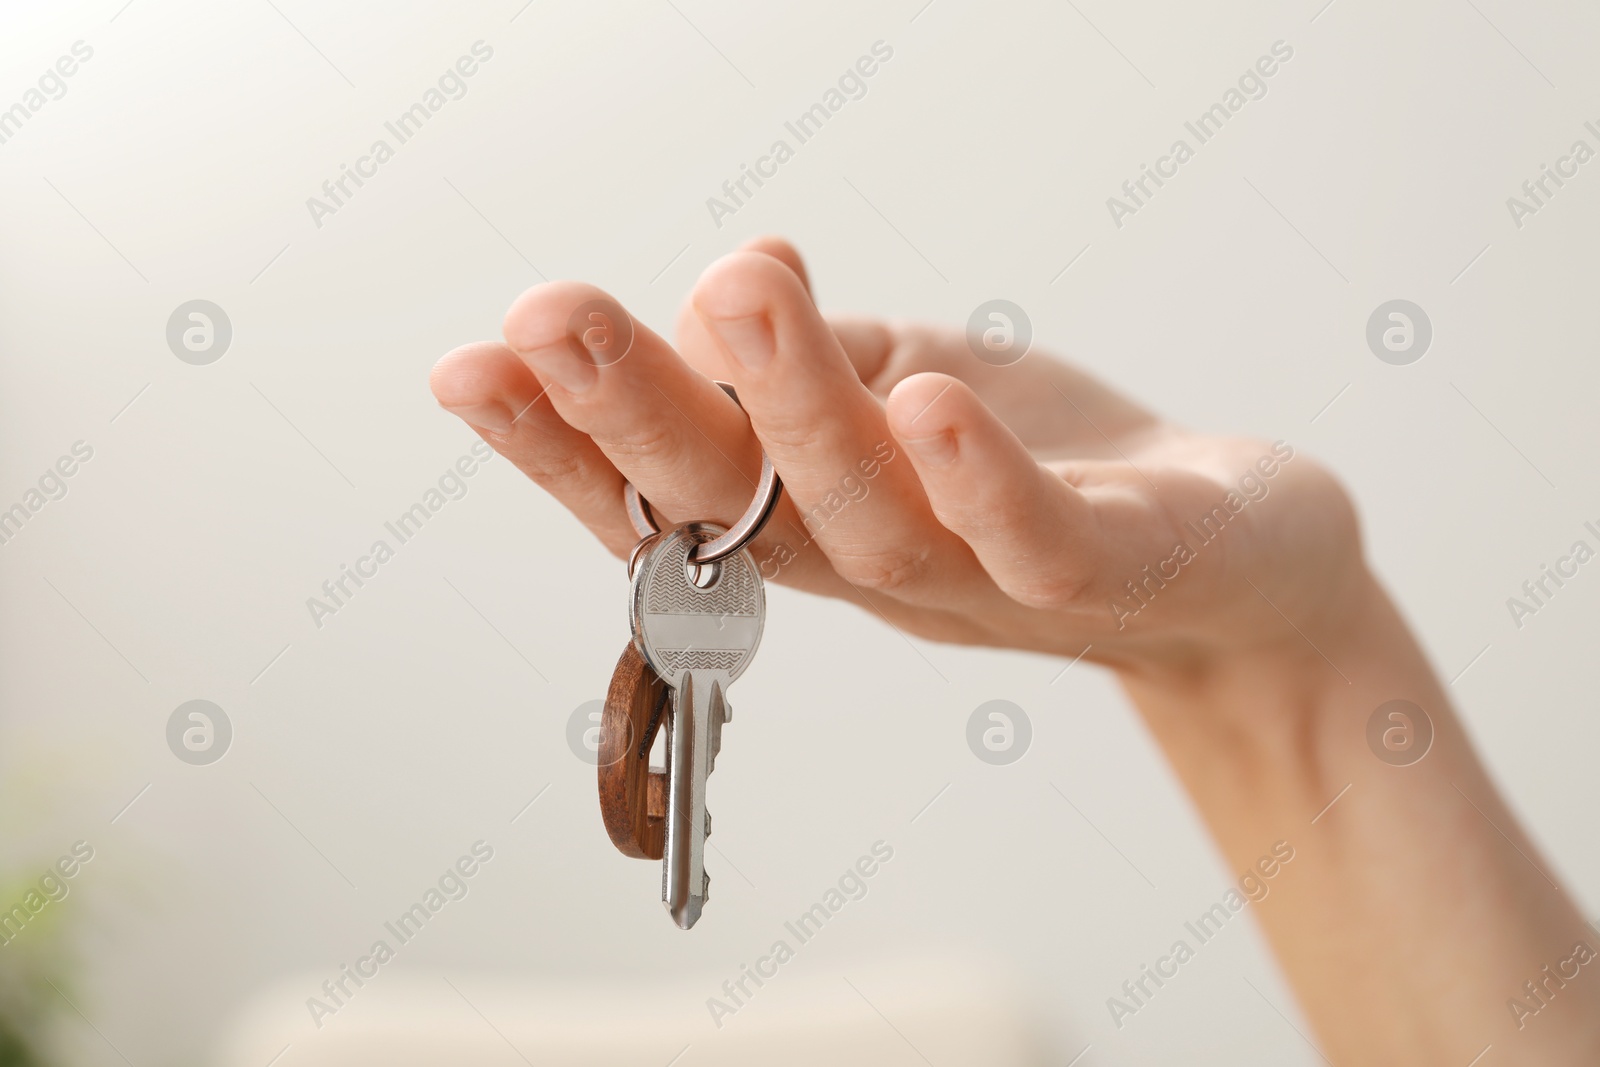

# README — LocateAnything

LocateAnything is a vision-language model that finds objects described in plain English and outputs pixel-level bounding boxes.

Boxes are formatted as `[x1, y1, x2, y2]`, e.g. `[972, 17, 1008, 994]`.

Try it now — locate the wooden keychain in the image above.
[597, 641, 670, 860]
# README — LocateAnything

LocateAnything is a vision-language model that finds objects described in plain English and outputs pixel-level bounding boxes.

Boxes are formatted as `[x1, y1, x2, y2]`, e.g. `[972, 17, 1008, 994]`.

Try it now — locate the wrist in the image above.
[1111, 568, 1404, 820]
[1114, 569, 1600, 1062]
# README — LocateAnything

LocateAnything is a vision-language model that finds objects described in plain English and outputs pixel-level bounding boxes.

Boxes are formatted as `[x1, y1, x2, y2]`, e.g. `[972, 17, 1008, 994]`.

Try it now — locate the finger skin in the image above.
[692, 251, 987, 605]
[502, 281, 759, 524]
[671, 236, 899, 388]
[670, 238, 945, 394]
[885, 373, 1102, 610]
[675, 235, 811, 383]
[500, 280, 850, 596]
[887, 373, 1248, 636]
[739, 235, 811, 294]
[430, 341, 639, 555]
[826, 315, 896, 385]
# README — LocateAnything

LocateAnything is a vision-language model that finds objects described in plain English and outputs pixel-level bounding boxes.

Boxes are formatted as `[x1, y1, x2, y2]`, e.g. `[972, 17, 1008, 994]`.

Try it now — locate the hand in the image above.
[432, 238, 1600, 1064]
[430, 237, 1364, 673]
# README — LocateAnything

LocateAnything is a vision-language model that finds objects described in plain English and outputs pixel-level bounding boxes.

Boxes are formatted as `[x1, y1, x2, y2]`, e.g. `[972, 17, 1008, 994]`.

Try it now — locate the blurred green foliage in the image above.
[0, 870, 73, 1067]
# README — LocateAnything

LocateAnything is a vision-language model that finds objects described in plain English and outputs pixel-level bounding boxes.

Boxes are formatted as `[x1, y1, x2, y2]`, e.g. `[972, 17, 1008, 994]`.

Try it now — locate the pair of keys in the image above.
[596, 385, 781, 929]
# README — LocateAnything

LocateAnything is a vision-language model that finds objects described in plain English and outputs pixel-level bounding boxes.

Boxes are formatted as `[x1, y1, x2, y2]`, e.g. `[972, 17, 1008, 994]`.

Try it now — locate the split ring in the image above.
[622, 382, 782, 564]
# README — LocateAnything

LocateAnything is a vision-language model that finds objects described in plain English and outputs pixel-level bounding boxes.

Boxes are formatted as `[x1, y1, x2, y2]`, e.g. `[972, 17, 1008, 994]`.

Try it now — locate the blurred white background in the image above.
[1, 0, 1597, 1063]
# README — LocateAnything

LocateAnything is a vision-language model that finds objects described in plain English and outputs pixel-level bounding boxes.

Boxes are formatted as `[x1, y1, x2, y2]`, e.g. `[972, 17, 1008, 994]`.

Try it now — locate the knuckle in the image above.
[931, 493, 1096, 611]
[838, 545, 931, 596]
[1001, 567, 1093, 612]
[755, 415, 842, 457]
[508, 440, 591, 485]
[598, 421, 683, 467]
[957, 491, 1035, 540]
[535, 449, 591, 484]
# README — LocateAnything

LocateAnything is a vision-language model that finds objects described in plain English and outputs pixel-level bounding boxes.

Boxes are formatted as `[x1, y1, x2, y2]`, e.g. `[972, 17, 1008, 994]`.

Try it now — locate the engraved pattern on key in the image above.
[633, 525, 763, 688]
[630, 522, 764, 930]
[654, 649, 745, 674]
[645, 536, 759, 616]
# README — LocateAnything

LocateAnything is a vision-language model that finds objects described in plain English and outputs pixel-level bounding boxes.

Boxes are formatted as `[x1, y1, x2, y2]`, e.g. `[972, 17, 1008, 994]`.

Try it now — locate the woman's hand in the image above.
[430, 236, 1364, 675]
[431, 236, 1600, 1065]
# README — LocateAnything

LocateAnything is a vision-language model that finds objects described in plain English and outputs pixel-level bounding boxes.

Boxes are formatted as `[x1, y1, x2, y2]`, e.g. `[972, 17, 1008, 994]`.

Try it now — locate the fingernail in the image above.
[524, 342, 597, 394]
[704, 313, 774, 370]
[903, 432, 958, 468]
[441, 400, 514, 435]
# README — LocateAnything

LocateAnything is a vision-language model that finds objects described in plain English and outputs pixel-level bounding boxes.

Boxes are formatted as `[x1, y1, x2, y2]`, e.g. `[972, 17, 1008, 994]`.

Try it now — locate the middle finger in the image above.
[689, 251, 991, 608]
[500, 280, 846, 595]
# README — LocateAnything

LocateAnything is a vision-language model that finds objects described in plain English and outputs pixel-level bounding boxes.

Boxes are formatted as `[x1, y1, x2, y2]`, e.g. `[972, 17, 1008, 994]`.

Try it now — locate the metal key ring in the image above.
[623, 382, 782, 565]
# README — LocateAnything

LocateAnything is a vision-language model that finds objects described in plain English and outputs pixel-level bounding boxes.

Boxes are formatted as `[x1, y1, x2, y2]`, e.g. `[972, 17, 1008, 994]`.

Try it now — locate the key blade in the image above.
[663, 670, 721, 929]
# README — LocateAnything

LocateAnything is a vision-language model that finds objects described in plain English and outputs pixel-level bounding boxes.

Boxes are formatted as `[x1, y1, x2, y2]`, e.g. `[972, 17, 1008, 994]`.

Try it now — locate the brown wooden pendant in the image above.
[598, 641, 669, 860]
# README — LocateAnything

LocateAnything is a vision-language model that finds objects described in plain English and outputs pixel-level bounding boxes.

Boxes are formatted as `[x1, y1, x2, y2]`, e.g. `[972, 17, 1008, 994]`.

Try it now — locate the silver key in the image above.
[631, 521, 764, 929]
